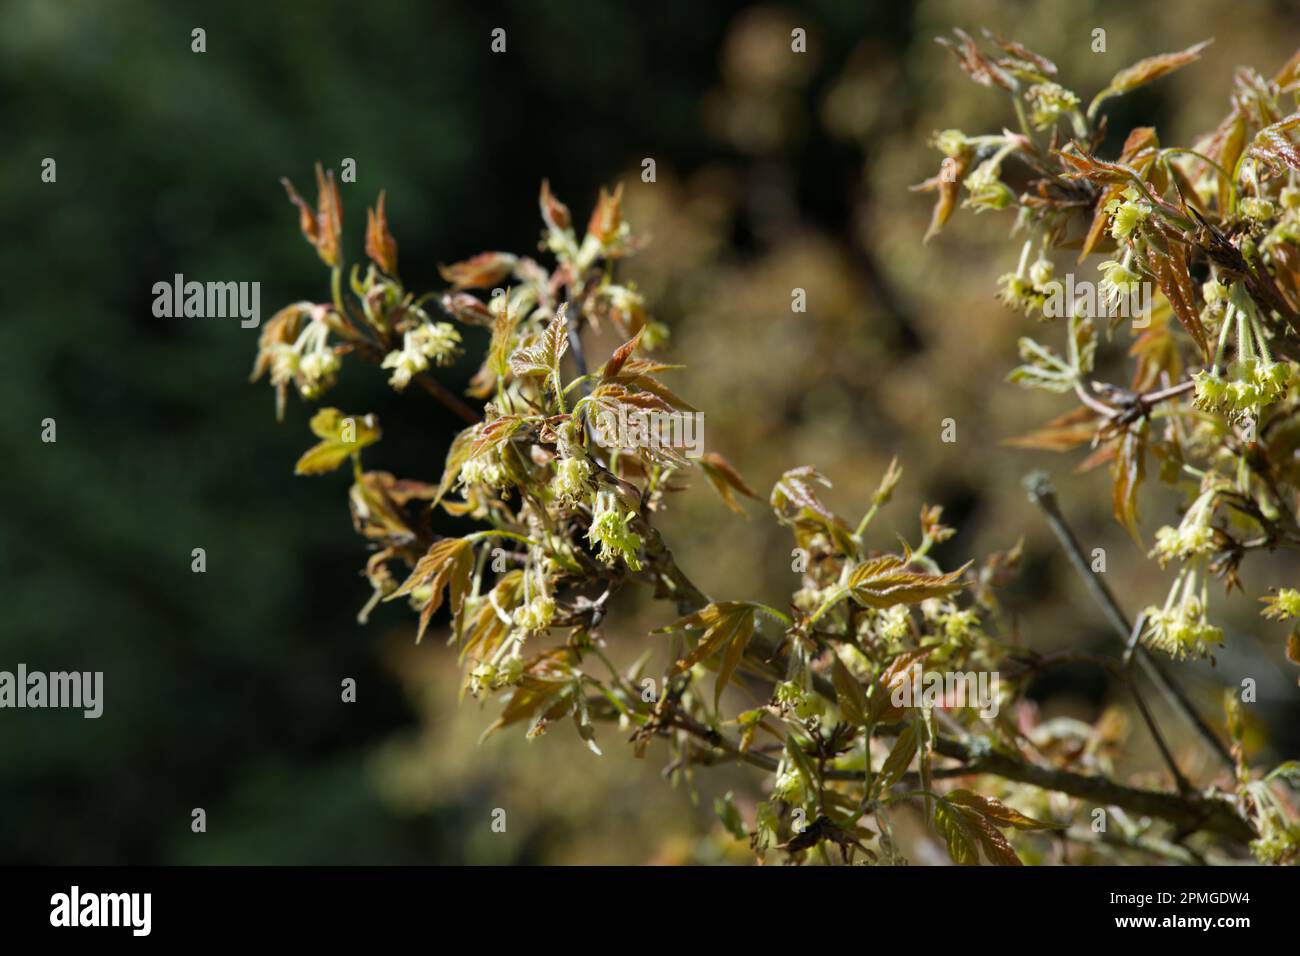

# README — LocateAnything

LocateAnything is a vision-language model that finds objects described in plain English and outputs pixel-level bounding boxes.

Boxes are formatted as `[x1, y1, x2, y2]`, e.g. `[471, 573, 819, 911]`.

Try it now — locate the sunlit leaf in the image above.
[294, 409, 381, 476]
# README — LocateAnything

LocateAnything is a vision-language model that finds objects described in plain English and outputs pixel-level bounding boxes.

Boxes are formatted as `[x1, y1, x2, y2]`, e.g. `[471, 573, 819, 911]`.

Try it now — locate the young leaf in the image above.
[386, 536, 475, 643]
[830, 656, 869, 727]
[771, 467, 857, 554]
[847, 554, 970, 609]
[945, 789, 1057, 830]
[877, 721, 918, 790]
[1110, 420, 1148, 542]
[1090, 40, 1212, 116]
[295, 409, 381, 476]
[509, 307, 569, 381]
[699, 452, 759, 516]
[438, 252, 518, 290]
[715, 791, 748, 840]
[933, 799, 980, 866]
[655, 602, 756, 708]
[364, 190, 398, 275]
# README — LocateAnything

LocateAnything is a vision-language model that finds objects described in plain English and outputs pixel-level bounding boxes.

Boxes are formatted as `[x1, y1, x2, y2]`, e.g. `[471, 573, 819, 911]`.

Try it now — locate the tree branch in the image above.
[1023, 471, 1234, 771]
[634, 521, 1254, 845]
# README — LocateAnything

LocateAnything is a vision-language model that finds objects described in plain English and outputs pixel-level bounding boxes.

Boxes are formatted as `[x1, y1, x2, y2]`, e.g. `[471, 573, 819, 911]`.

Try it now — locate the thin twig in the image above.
[1024, 471, 1234, 771]
[412, 372, 482, 425]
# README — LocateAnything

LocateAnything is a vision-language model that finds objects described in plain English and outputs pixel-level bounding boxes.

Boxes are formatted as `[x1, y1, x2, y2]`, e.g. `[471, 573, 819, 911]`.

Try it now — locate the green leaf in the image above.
[784, 733, 820, 794]
[294, 409, 380, 475]
[933, 799, 980, 866]
[877, 722, 918, 790]
[715, 791, 748, 840]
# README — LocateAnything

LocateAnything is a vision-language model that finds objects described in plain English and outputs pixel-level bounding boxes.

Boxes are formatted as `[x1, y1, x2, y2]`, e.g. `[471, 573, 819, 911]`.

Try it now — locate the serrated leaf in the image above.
[1247, 112, 1300, 176]
[867, 647, 936, 725]
[957, 805, 1023, 865]
[656, 602, 756, 709]
[509, 307, 569, 381]
[1144, 240, 1208, 359]
[386, 536, 475, 643]
[847, 555, 970, 610]
[771, 467, 856, 554]
[481, 649, 577, 742]
[945, 789, 1056, 830]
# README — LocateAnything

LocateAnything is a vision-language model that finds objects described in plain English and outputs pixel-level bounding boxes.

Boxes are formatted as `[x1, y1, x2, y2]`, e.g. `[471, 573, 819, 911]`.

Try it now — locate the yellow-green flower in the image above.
[1098, 258, 1142, 305]
[586, 491, 642, 570]
[1140, 569, 1223, 660]
[1025, 82, 1080, 130]
[1105, 192, 1151, 240]
[1241, 197, 1277, 221]
[1261, 588, 1300, 621]
[551, 455, 592, 506]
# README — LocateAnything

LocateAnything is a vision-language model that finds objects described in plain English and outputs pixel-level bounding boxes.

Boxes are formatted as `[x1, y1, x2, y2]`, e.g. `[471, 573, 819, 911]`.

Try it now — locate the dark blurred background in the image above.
[3, 0, 1298, 864]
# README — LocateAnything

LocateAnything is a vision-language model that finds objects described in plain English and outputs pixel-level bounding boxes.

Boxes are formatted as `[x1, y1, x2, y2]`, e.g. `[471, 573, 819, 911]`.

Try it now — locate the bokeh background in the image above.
[3, 0, 1298, 864]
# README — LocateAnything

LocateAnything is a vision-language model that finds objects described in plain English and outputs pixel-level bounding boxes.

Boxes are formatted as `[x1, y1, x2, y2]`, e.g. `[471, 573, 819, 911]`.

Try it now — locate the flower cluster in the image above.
[1024, 82, 1079, 130]
[381, 321, 463, 390]
[1260, 588, 1300, 621]
[1140, 568, 1224, 660]
[1192, 358, 1291, 420]
[1150, 488, 1219, 567]
[585, 490, 643, 570]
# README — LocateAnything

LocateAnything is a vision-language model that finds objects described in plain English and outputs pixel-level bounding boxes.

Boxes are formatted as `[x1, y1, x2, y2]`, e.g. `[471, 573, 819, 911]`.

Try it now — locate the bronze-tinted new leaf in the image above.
[935, 29, 1014, 90]
[933, 799, 980, 865]
[539, 179, 572, 233]
[509, 307, 569, 380]
[1111, 420, 1148, 542]
[770, 467, 857, 554]
[1247, 112, 1300, 176]
[699, 452, 759, 516]
[281, 162, 343, 267]
[1104, 40, 1212, 97]
[830, 656, 868, 727]
[438, 252, 518, 289]
[945, 788, 1056, 830]
[878, 721, 919, 790]
[364, 190, 398, 275]
[387, 536, 475, 643]
[655, 602, 756, 709]
[847, 554, 970, 609]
